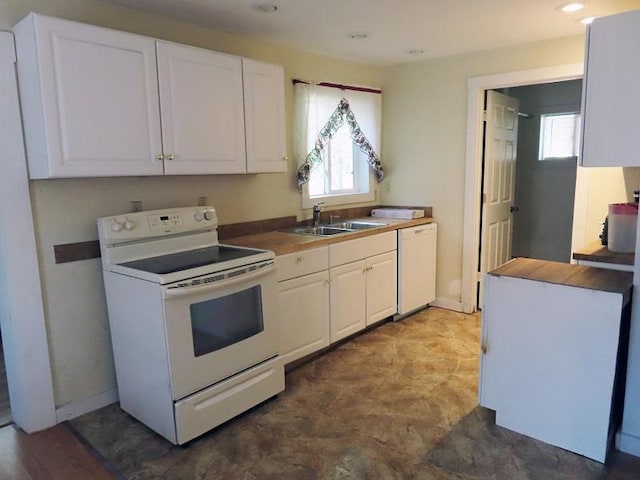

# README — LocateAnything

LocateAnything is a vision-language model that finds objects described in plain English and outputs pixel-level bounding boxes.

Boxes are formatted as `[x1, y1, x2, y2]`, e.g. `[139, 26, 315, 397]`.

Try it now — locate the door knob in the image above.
[510, 206, 520, 213]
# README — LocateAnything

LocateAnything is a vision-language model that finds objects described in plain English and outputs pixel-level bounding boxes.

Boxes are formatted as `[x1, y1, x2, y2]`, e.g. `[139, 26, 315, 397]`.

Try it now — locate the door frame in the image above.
[461, 63, 584, 313]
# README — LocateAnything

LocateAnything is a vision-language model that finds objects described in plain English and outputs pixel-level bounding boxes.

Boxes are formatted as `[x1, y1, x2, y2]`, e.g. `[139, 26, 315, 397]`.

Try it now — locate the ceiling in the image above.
[99, 0, 640, 65]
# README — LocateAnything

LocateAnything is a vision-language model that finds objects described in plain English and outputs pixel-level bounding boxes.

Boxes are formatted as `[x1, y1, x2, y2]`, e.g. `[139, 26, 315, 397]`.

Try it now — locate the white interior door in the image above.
[479, 90, 519, 305]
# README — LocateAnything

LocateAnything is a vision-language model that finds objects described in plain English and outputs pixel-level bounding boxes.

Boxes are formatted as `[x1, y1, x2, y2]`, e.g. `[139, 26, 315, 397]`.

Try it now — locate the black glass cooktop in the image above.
[120, 245, 261, 275]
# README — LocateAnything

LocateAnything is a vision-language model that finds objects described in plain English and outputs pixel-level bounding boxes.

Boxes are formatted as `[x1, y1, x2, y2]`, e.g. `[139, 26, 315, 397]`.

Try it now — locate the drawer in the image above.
[174, 356, 284, 444]
[276, 246, 329, 282]
[329, 231, 397, 267]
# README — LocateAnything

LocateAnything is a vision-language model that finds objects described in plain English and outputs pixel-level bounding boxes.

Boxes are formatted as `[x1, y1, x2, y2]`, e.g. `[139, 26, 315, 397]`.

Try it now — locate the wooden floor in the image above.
[0, 423, 116, 480]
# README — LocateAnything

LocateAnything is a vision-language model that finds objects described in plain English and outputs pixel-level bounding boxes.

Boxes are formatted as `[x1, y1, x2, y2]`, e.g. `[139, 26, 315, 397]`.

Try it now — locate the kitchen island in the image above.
[480, 258, 632, 463]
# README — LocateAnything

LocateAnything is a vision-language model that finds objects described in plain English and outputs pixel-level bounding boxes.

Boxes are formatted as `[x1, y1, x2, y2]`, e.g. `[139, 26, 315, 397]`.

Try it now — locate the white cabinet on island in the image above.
[581, 9, 640, 167]
[13, 13, 286, 178]
[480, 258, 632, 463]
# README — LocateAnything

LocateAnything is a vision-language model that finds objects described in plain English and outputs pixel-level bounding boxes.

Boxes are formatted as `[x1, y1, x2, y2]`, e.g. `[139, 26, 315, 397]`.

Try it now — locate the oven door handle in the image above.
[163, 262, 275, 298]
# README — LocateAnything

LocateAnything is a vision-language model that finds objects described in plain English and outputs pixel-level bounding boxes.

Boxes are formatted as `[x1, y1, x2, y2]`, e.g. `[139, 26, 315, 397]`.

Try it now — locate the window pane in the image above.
[308, 158, 325, 196]
[329, 127, 354, 192]
[539, 113, 580, 160]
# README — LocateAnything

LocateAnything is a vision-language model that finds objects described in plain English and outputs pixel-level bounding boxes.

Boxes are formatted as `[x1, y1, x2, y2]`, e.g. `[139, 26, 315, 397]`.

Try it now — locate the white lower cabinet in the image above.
[276, 231, 398, 364]
[330, 259, 367, 342]
[276, 247, 330, 365]
[329, 231, 398, 343]
[366, 251, 398, 325]
[277, 271, 330, 365]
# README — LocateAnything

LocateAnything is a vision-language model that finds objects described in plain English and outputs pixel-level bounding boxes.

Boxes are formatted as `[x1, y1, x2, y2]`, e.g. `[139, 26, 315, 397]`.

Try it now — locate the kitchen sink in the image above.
[284, 221, 387, 236]
[326, 221, 387, 230]
[286, 226, 353, 236]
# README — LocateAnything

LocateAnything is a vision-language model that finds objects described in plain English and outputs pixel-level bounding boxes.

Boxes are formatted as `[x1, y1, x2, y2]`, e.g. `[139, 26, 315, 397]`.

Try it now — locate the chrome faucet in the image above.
[312, 201, 324, 227]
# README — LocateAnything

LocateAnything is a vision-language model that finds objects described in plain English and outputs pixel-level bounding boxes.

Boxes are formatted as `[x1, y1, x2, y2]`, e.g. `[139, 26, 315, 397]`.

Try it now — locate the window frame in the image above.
[538, 111, 581, 161]
[296, 84, 380, 211]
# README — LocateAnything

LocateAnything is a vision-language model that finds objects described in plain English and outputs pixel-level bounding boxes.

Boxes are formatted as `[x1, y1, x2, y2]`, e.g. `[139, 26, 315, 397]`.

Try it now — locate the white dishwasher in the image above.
[396, 223, 437, 316]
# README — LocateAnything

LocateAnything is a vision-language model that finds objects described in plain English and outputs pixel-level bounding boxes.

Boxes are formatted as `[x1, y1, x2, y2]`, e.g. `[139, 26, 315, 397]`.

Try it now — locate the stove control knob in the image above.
[194, 211, 204, 222]
[204, 210, 214, 221]
[123, 220, 134, 231]
[111, 221, 124, 232]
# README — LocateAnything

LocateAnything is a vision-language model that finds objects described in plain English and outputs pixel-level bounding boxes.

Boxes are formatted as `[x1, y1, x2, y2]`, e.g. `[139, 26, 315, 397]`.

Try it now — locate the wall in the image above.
[506, 80, 582, 263]
[382, 36, 587, 308]
[0, 0, 383, 411]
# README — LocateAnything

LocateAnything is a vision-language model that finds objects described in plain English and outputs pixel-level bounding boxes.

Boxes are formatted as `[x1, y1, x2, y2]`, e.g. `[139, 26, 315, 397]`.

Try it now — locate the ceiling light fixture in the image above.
[556, 3, 585, 13]
[252, 4, 278, 13]
[577, 16, 597, 24]
[407, 49, 425, 56]
[347, 32, 368, 40]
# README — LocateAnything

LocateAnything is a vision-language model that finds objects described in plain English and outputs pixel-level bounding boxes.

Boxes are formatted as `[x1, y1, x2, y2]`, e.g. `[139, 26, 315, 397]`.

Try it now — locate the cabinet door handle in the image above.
[295, 256, 304, 263]
[166, 154, 175, 161]
[156, 154, 164, 161]
[282, 156, 288, 161]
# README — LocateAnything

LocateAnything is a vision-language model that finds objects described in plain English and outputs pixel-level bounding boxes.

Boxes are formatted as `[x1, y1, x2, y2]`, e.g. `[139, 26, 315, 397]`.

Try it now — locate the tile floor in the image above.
[69, 307, 640, 479]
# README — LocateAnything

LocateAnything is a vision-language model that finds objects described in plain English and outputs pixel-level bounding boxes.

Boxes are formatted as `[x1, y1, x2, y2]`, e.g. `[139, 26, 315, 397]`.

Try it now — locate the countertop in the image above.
[572, 240, 634, 266]
[226, 216, 434, 256]
[489, 257, 633, 300]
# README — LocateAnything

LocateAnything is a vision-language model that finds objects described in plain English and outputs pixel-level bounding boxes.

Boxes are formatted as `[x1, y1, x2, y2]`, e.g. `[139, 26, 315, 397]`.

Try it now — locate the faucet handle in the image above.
[313, 201, 324, 211]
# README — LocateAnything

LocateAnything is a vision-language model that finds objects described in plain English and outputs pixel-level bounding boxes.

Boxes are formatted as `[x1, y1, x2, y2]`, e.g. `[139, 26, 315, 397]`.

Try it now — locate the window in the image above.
[308, 127, 368, 197]
[538, 112, 581, 160]
[295, 83, 381, 209]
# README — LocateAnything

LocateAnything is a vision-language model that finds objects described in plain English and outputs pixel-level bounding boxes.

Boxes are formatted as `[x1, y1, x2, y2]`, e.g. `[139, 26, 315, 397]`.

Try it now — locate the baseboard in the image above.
[431, 297, 465, 312]
[55, 388, 118, 423]
[618, 430, 640, 457]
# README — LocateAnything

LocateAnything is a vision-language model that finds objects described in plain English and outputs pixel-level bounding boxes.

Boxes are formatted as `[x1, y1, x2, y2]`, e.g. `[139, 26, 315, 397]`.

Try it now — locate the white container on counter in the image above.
[608, 203, 638, 253]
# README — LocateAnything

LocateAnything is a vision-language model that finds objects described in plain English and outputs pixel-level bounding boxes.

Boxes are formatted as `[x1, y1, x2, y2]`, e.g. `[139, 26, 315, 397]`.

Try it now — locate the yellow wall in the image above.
[381, 36, 587, 306]
[1, 0, 617, 413]
[1, 0, 383, 408]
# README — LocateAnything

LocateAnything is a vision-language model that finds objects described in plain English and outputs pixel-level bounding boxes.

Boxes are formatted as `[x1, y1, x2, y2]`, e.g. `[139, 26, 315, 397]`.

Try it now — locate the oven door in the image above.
[162, 260, 278, 400]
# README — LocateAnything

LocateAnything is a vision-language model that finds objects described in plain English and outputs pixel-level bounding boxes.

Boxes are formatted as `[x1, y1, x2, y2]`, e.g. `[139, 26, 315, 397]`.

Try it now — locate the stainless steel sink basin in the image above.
[284, 221, 387, 237]
[286, 226, 353, 236]
[327, 221, 387, 230]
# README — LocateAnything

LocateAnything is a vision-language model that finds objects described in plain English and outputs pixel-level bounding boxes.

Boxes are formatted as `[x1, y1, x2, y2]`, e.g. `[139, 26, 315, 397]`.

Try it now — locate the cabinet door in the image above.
[242, 59, 287, 173]
[330, 260, 366, 342]
[277, 271, 330, 365]
[14, 14, 164, 178]
[157, 41, 246, 174]
[581, 10, 640, 167]
[366, 251, 398, 325]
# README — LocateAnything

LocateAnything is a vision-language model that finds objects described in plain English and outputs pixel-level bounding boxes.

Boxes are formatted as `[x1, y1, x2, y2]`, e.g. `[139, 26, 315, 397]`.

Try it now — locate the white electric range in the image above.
[97, 206, 284, 444]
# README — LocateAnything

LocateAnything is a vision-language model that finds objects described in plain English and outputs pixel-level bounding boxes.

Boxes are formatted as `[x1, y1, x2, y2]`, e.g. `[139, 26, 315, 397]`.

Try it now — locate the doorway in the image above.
[461, 63, 585, 314]
[497, 79, 582, 264]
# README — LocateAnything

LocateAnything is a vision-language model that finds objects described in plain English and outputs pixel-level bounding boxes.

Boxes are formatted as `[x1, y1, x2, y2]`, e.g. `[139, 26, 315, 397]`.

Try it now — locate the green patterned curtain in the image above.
[297, 98, 384, 188]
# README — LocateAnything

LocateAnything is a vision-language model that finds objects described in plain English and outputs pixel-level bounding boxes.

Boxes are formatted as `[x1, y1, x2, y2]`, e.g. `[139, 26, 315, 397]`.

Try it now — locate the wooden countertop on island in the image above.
[489, 257, 633, 302]
[226, 216, 433, 256]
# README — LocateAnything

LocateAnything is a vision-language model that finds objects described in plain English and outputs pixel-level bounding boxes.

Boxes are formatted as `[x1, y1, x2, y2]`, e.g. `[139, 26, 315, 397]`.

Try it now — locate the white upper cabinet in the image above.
[242, 59, 287, 173]
[14, 14, 164, 178]
[581, 10, 640, 167]
[13, 14, 287, 178]
[157, 42, 246, 175]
